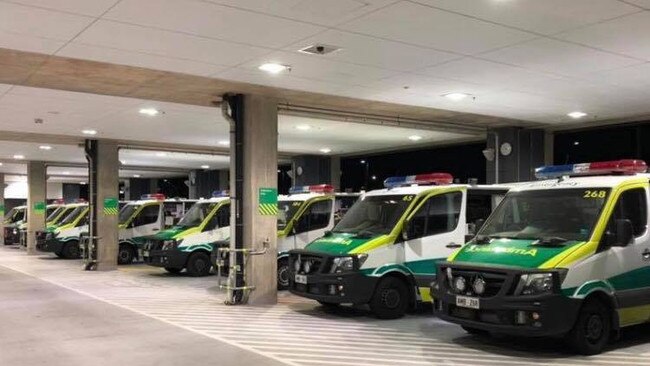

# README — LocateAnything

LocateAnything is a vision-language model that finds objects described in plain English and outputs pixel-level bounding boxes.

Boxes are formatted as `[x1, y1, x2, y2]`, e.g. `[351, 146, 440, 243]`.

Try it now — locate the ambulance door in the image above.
[292, 198, 334, 250]
[596, 186, 650, 326]
[130, 203, 162, 238]
[203, 203, 231, 242]
[403, 190, 465, 273]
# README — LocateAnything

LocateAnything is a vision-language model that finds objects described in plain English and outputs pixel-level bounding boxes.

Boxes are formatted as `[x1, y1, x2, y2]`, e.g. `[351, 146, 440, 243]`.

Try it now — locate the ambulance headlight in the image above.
[294, 258, 301, 272]
[162, 240, 179, 250]
[303, 260, 313, 273]
[12, 228, 17, 235]
[330, 254, 368, 273]
[515, 273, 555, 296]
[453, 276, 467, 293]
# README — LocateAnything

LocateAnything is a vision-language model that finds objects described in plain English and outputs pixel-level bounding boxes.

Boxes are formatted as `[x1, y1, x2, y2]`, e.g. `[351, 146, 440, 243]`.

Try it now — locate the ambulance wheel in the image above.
[566, 299, 611, 355]
[462, 326, 489, 336]
[62, 240, 80, 259]
[54, 251, 65, 258]
[186, 252, 211, 277]
[117, 244, 135, 265]
[277, 258, 289, 290]
[164, 267, 182, 274]
[369, 276, 409, 320]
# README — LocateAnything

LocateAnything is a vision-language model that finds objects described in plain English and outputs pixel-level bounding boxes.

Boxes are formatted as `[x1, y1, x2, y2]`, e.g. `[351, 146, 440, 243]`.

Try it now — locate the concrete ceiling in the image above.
[0, 0, 648, 126]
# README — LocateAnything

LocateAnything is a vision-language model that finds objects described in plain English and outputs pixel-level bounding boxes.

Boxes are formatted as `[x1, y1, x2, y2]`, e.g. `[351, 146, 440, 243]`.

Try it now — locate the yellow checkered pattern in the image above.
[258, 203, 278, 216]
[103, 207, 119, 215]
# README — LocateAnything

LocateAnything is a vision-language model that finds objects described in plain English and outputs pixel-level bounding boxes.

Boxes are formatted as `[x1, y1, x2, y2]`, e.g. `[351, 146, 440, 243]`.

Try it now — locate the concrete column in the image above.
[238, 95, 278, 305]
[26, 161, 46, 255]
[121, 179, 131, 201]
[189, 169, 222, 199]
[330, 156, 341, 191]
[218, 170, 229, 191]
[128, 178, 153, 200]
[96, 140, 119, 271]
[0, 173, 4, 244]
[62, 183, 81, 202]
[188, 171, 198, 199]
[291, 155, 336, 187]
[486, 127, 546, 184]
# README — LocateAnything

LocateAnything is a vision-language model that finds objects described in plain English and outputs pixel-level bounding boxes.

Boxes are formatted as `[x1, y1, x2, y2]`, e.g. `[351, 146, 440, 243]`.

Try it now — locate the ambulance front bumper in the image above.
[143, 249, 188, 269]
[36, 237, 64, 253]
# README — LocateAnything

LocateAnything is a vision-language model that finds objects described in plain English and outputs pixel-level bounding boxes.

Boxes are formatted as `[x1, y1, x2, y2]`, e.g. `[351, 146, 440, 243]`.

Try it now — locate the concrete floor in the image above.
[2, 245, 650, 366]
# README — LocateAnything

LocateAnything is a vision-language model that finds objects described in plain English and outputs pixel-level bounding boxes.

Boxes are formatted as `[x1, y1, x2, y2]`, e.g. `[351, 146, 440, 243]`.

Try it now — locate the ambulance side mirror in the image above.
[614, 219, 634, 247]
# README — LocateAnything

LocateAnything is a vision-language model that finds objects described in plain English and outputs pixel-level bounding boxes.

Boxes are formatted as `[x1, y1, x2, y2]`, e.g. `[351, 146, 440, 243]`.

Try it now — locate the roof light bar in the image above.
[141, 193, 166, 200]
[535, 159, 647, 179]
[289, 184, 335, 195]
[212, 190, 230, 198]
[384, 173, 454, 188]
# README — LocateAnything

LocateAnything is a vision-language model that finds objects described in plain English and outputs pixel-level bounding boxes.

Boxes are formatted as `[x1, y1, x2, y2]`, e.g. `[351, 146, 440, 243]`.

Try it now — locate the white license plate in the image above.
[143, 250, 150, 257]
[294, 274, 307, 284]
[456, 295, 480, 309]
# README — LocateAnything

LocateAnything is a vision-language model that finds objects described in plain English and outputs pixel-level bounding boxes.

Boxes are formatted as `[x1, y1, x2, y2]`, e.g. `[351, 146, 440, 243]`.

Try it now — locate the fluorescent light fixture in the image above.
[139, 108, 160, 116]
[201, 165, 210, 169]
[259, 63, 290, 74]
[218, 140, 230, 146]
[62, 171, 70, 175]
[133, 174, 141, 178]
[319, 148, 332, 154]
[408, 135, 423, 141]
[442, 92, 469, 101]
[13, 154, 24, 159]
[567, 111, 587, 119]
[155, 152, 167, 157]
[39, 145, 52, 150]
[80, 182, 87, 185]
[82, 129, 97, 135]
[295, 124, 312, 131]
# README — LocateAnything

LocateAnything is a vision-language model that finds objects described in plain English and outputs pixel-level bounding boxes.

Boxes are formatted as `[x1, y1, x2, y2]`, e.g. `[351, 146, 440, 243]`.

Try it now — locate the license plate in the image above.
[456, 295, 480, 309]
[294, 274, 307, 284]
[143, 250, 150, 257]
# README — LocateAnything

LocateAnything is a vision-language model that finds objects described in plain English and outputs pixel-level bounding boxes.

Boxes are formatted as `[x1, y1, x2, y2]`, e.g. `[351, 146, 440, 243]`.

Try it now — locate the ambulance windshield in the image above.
[333, 195, 413, 236]
[178, 201, 218, 228]
[277, 200, 303, 230]
[119, 204, 140, 225]
[59, 206, 85, 226]
[479, 188, 610, 242]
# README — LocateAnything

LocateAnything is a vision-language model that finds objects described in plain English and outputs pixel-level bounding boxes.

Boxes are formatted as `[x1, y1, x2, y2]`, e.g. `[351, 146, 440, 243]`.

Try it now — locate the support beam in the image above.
[26, 161, 46, 255]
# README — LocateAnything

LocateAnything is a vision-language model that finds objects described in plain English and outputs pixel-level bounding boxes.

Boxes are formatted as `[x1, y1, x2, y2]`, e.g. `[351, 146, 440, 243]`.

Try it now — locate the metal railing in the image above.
[216, 238, 270, 305]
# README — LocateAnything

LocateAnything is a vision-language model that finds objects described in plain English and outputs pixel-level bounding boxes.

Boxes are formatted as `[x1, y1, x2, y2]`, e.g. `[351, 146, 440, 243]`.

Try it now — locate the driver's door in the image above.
[130, 203, 162, 239]
[293, 198, 334, 250]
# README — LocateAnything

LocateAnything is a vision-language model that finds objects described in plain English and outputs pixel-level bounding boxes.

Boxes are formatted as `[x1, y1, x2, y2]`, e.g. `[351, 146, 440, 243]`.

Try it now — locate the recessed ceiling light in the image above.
[218, 140, 230, 146]
[574, 141, 580, 146]
[201, 165, 210, 169]
[360, 160, 366, 164]
[371, 175, 377, 180]
[133, 174, 141, 178]
[0, 162, 3, 166]
[567, 111, 587, 119]
[13, 154, 24, 160]
[80, 182, 87, 185]
[120, 160, 126, 165]
[442, 92, 470, 101]
[295, 124, 312, 131]
[139, 108, 160, 116]
[82, 129, 97, 135]
[259, 63, 291, 74]
[39, 145, 52, 150]
[62, 171, 70, 175]
[156, 152, 167, 157]
[408, 135, 423, 141]
[319, 148, 332, 154]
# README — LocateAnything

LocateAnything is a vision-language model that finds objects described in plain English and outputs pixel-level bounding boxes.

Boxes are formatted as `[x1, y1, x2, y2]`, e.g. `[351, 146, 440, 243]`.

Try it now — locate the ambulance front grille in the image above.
[446, 268, 508, 298]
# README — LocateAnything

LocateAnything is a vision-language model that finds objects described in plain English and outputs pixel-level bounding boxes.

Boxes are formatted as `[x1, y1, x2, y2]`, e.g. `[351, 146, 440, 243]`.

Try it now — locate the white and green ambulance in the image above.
[143, 192, 230, 276]
[117, 195, 196, 264]
[38, 203, 89, 258]
[3, 205, 26, 245]
[289, 173, 510, 319]
[432, 159, 650, 355]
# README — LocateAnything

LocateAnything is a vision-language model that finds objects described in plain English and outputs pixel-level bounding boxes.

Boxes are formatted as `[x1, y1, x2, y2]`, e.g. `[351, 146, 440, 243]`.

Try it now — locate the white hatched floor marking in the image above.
[0, 250, 649, 366]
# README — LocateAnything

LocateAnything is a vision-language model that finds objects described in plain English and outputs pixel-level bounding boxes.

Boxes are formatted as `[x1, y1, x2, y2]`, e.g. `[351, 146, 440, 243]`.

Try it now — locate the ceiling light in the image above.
[408, 135, 423, 141]
[139, 108, 160, 116]
[319, 148, 332, 154]
[120, 160, 126, 165]
[567, 111, 587, 119]
[82, 129, 97, 135]
[62, 171, 70, 175]
[201, 165, 210, 169]
[295, 124, 312, 131]
[133, 174, 141, 178]
[218, 140, 230, 146]
[80, 182, 87, 185]
[0, 162, 3, 166]
[574, 141, 580, 146]
[442, 92, 469, 101]
[39, 145, 52, 150]
[13, 154, 24, 160]
[371, 175, 377, 180]
[259, 63, 290, 74]
[156, 152, 167, 157]
[360, 160, 366, 164]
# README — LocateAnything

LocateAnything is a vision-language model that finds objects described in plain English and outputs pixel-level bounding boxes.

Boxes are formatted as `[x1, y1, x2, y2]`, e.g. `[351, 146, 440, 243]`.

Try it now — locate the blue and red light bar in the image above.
[212, 190, 230, 198]
[289, 184, 335, 195]
[384, 173, 454, 188]
[535, 159, 647, 179]
[141, 193, 166, 200]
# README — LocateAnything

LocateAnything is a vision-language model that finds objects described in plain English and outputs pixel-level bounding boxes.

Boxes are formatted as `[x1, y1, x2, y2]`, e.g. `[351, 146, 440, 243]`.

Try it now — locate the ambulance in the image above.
[116, 194, 196, 264]
[288, 173, 510, 319]
[277, 185, 345, 289]
[46, 203, 74, 228]
[432, 159, 650, 355]
[37, 203, 89, 258]
[18, 203, 67, 247]
[143, 192, 230, 276]
[3, 205, 26, 245]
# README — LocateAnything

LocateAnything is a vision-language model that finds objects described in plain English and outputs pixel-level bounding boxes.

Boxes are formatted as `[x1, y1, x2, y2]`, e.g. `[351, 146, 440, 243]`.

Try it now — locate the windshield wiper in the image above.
[531, 236, 569, 247]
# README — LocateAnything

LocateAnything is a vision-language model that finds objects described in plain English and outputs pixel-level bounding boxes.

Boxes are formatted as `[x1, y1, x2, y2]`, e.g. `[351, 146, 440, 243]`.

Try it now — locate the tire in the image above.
[62, 241, 80, 259]
[462, 326, 489, 336]
[117, 243, 135, 265]
[369, 276, 410, 319]
[164, 267, 182, 274]
[277, 258, 289, 290]
[565, 299, 611, 355]
[54, 251, 65, 258]
[186, 252, 211, 277]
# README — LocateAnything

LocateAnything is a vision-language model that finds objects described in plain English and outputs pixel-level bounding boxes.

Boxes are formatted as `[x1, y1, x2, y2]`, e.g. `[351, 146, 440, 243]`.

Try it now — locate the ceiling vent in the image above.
[298, 44, 341, 55]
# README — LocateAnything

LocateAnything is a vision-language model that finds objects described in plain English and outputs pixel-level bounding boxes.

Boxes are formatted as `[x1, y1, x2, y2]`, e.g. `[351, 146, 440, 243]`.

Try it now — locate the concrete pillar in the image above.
[238, 95, 278, 305]
[121, 180, 131, 201]
[486, 127, 546, 184]
[62, 183, 81, 202]
[291, 155, 337, 187]
[188, 171, 198, 199]
[0, 173, 4, 244]
[26, 161, 46, 255]
[218, 170, 229, 191]
[95, 140, 119, 271]
[189, 169, 222, 199]
[128, 178, 153, 200]
[330, 156, 341, 191]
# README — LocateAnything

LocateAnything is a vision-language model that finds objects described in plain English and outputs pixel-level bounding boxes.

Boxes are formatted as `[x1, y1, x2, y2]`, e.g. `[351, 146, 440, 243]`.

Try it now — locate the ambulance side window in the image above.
[601, 188, 647, 249]
[407, 192, 462, 240]
[204, 206, 230, 231]
[76, 212, 89, 227]
[295, 200, 333, 234]
[134, 205, 160, 226]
